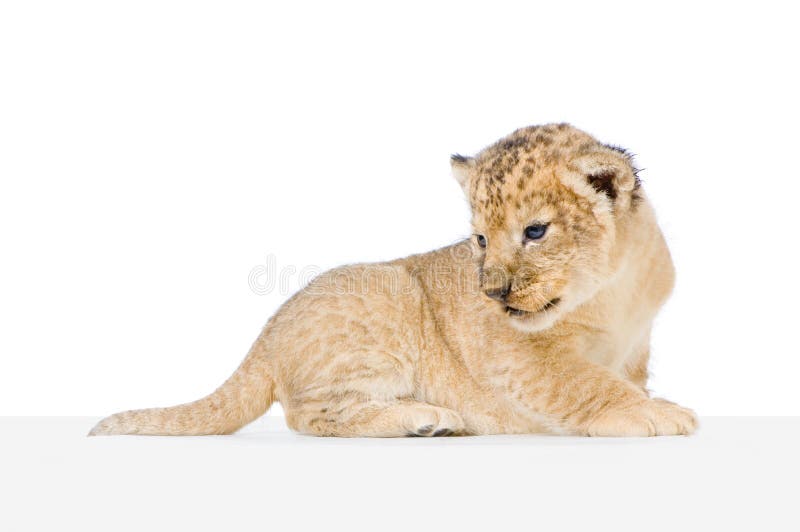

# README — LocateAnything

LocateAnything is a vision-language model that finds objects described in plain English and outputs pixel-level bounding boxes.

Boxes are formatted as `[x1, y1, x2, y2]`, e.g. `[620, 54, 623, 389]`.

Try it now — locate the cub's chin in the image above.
[503, 297, 563, 333]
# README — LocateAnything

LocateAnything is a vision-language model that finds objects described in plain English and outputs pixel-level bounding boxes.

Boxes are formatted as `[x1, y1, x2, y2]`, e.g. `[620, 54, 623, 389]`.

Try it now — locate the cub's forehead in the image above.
[467, 124, 597, 226]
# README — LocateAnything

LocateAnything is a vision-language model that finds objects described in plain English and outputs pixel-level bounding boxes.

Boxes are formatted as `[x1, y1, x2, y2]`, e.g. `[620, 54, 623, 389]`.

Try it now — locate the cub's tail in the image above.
[89, 337, 275, 436]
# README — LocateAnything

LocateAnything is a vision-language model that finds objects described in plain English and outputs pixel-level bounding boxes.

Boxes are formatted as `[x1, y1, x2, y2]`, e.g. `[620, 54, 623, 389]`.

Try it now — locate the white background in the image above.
[1, 0, 798, 417]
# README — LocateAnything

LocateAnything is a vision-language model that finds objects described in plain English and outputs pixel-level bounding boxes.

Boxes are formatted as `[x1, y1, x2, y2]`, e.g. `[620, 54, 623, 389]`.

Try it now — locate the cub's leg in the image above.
[286, 398, 465, 437]
[276, 341, 468, 436]
[507, 349, 697, 436]
[623, 332, 652, 391]
[625, 345, 650, 391]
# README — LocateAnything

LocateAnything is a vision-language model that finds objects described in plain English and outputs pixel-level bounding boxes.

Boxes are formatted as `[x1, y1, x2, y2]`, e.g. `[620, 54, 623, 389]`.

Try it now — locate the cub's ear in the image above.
[450, 153, 475, 189]
[572, 149, 637, 203]
[586, 168, 619, 200]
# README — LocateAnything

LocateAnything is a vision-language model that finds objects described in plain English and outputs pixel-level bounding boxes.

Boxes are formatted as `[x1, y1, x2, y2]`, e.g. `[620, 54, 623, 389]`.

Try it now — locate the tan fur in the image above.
[90, 124, 697, 438]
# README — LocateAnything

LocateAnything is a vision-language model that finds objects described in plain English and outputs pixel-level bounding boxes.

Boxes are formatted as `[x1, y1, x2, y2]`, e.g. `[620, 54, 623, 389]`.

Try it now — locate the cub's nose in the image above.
[484, 287, 509, 302]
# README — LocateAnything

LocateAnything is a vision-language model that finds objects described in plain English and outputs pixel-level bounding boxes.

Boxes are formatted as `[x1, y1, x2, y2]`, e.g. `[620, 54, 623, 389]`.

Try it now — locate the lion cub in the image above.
[91, 124, 697, 438]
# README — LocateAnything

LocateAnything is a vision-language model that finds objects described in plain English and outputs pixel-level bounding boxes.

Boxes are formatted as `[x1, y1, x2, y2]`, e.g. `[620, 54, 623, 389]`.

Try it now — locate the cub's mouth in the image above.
[505, 298, 561, 318]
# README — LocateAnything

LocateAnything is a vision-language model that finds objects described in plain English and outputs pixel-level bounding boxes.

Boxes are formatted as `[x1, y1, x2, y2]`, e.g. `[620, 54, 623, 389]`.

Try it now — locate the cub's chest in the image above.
[578, 301, 655, 374]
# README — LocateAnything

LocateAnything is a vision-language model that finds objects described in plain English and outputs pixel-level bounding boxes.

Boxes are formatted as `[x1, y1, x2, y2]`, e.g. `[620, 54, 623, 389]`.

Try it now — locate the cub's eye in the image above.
[524, 224, 548, 241]
[476, 234, 487, 248]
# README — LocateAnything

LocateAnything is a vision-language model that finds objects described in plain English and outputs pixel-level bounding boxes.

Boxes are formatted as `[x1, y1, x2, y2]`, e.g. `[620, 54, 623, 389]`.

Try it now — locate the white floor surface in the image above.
[1, 416, 797, 531]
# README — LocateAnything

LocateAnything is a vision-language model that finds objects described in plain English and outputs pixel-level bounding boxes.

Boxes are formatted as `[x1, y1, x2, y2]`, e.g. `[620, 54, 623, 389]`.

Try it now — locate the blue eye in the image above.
[524, 224, 548, 241]
[476, 234, 487, 248]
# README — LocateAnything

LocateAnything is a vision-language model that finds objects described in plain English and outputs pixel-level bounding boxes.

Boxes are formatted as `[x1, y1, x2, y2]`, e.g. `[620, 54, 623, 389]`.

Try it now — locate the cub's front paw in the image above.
[586, 398, 698, 437]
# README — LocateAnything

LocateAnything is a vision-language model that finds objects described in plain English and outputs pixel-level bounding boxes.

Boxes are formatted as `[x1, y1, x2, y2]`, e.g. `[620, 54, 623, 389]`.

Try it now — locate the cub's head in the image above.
[451, 123, 642, 332]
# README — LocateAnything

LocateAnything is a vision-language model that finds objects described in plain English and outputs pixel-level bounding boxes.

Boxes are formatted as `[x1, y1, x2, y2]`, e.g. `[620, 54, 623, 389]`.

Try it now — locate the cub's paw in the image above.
[586, 398, 698, 437]
[404, 405, 465, 437]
